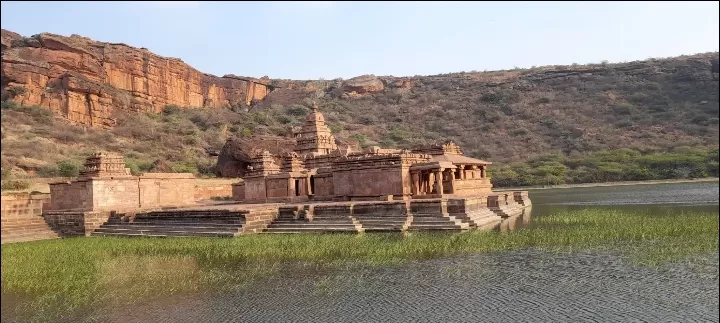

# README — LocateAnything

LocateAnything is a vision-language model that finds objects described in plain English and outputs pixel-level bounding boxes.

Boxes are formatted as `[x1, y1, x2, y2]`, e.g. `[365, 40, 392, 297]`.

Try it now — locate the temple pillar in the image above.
[411, 172, 420, 195]
[480, 166, 486, 178]
[434, 169, 444, 195]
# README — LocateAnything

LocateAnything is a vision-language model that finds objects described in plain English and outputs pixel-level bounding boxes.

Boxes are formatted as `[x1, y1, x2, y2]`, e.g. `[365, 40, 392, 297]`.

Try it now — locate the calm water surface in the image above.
[8, 181, 720, 323]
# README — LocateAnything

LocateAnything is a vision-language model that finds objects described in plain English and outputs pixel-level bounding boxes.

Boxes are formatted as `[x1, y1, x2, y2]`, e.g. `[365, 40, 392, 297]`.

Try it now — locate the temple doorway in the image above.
[309, 176, 316, 195]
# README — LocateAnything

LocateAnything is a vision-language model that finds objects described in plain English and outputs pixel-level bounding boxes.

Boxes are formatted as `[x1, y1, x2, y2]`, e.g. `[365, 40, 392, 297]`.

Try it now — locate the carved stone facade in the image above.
[234, 105, 494, 203]
[78, 152, 132, 179]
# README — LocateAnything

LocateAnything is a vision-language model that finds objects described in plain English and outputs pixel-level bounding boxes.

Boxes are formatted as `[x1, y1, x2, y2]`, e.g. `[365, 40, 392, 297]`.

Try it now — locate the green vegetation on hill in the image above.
[489, 146, 719, 187]
[1, 53, 718, 188]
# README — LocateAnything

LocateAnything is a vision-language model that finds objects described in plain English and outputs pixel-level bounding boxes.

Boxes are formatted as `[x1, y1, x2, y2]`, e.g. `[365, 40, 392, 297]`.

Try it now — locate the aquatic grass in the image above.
[1, 208, 717, 321]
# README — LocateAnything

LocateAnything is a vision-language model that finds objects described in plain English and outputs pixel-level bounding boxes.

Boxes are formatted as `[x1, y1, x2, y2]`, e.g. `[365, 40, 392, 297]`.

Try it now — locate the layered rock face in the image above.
[1, 30, 273, 128]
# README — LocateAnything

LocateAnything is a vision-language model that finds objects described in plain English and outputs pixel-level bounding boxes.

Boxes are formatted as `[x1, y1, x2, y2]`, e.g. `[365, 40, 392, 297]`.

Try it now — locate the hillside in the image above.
[1, 29, 719, 187]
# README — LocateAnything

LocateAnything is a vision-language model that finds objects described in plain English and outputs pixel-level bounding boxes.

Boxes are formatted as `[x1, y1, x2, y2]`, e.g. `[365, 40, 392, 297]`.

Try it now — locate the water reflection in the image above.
[82, 250, 719, 323]
[493, 206, 533, 232]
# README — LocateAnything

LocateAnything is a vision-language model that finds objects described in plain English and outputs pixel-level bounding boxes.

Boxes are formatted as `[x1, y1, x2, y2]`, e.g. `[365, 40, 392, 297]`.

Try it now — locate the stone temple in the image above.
[1, 103, 531, 243]
[234, 103, 495, 204]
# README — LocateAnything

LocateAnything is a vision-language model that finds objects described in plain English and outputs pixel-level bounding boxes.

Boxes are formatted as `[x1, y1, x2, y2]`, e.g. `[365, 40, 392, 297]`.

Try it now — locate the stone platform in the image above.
[87, 191, 531, 237]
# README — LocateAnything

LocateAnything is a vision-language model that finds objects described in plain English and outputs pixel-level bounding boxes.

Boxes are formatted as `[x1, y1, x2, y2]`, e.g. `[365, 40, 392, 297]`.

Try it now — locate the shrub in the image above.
[1, 180, 30, 191]
[37, 164, 59, 177]
[57, 160, 80, 177]
[7, 86, 27, 97]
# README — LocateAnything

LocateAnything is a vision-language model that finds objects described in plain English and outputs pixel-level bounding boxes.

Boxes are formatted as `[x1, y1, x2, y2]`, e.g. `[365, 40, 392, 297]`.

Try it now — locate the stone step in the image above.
[1, 229, 59, 237]
[353, 217, 408, 222]
[361, 225, 405, 231]
[2, 219, 51, 223]
[406, 226, 465, 231]
[272, 218, 351, 224]
[1, 233, 60, 244]
[95, 225, 241, 233]
[129, 219, 244, 224]
[406, 223, 465, 230]
[362, 228, 404, 232]
[311, 215, 353, 219]
[99, 224, 242, 231]
[92, 232, 234, 238]
[92, 228, 236, 237]
[2, 225, 55, 235]
[356, 222, 407, 227]
[1, 234, 61, 244]
[1, 223, 55, 231]
[140, 211, 240, 216]
[263, 227, 358, 233]
[407, 218, 459, 224]
[266, 223, 357, 229]
[133, 215, 244, 220]
[103, 222, 244, 228]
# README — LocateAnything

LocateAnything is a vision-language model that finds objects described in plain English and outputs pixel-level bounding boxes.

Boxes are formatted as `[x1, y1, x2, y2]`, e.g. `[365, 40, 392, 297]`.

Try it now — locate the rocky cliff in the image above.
[1, 29, 274, 128]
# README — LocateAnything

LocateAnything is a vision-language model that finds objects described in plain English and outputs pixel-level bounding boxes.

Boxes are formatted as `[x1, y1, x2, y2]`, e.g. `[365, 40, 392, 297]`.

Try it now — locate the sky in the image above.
[1, 1, 718, 80]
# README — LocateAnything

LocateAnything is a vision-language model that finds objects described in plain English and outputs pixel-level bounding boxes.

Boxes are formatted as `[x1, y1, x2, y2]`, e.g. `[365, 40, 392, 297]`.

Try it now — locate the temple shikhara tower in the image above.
[293, 102, 338, 156]
[234, 102, 494, 203]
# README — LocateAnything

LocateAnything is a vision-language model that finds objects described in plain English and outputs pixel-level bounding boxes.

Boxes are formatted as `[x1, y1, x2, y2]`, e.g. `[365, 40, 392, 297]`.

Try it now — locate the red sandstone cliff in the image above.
[1, 30, 274, 128]
[1, 29, 419, 128]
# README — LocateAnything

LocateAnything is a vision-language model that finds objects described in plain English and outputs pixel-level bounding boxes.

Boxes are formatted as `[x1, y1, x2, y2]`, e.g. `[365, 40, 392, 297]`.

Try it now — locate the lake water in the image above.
[6, 181, 720, 323]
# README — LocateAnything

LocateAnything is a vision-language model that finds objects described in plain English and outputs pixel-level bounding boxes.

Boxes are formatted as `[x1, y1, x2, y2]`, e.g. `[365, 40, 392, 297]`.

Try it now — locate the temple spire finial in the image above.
[311, 101, 318, 112]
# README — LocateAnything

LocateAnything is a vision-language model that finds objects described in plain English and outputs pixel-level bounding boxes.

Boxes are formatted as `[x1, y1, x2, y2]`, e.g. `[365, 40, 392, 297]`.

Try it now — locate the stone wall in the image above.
[1, 193, 58, 244]
[313, 203, 354, 218]
[409, 199, 448, 217]
[312, 172, 334, 198]
[332, 166, 404, 199]
[353, 201, 407, 217]
[243, 177, 267, 203]
[138, 173, 196, 208]
[232, 182, 245, 201]
[48, 180, 93, 210]
[92, 177, 141, 210]
[266, 177, 290, 198]
[240, 206, 280, 233]
[194, 179, 237, 200]
[1, 193, 50, 219]
[453, 178, 493, 196]
[48, 173, 196, 211]
[43, 210, 112, 236]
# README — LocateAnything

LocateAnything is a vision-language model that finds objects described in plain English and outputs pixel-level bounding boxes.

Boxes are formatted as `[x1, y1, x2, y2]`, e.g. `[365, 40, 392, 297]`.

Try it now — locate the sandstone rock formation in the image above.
[342, 74, 385, 94]
[215, 134, 361, 178]
[1, 30, 274, 128]
[216, 136, 298, 178]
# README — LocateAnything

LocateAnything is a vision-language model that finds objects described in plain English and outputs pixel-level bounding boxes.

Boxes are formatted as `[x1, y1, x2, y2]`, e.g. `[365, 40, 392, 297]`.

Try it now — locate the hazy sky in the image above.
[1, 1, 718, 79]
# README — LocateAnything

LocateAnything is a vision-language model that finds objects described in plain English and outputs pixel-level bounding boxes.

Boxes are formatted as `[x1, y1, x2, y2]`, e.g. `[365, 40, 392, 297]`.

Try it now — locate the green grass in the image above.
[1, 208, 718, 322]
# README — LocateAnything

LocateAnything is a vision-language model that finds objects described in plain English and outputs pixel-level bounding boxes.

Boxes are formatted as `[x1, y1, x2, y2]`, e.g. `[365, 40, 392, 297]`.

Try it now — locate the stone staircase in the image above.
[1, 217, 60, 244]
[352, 203, 409, 232]
[451, 209, 502, 228]
[92, 210, 246, 238]
[406, 214, 470, 231]
[490, 202, 525, 218]
[263, 205, 359, 234]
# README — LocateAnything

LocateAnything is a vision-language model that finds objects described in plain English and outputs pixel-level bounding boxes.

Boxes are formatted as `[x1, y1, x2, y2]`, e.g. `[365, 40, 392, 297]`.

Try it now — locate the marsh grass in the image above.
[1, 208, 718, 322]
